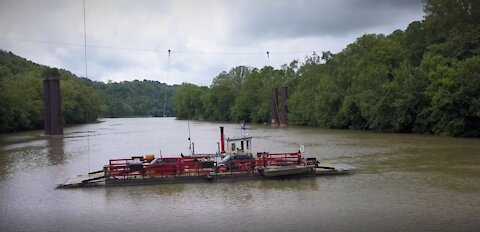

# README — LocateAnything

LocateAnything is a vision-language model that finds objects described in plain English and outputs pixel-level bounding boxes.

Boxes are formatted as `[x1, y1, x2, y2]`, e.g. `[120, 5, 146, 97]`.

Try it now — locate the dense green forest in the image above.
[0, 51, 177, 133]
[174, 0, 480, 137]
[0, 51, 103, 132]
[81, 79, 177, 118]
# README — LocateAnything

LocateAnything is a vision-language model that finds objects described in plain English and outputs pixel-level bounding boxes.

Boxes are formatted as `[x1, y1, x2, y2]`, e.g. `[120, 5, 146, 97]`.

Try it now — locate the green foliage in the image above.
[230, 66, 271, 123]
[420, 56, 480, 136]
[289, 54, 323, 126]
[0, 67, 43, 131]
[0, 51, 105, 133]
[423, 0, 480, 60]
[0, 50, 179, 133]
[91, 80, 177, 118]
[61, 74, 103, 124]
[174, 83, 207, 120]
[173, 64, 294, 124]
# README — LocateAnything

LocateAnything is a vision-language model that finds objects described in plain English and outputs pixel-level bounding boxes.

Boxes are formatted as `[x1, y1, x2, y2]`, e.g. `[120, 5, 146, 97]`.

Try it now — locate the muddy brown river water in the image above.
[0, 118, 479, 231]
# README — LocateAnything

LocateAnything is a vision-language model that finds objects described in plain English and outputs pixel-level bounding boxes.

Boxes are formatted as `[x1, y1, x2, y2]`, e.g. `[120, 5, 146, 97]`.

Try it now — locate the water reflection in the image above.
[258, 177, 318, 191]
[0, 132, 46, 179]
[0, 133, 68, 179]
[0, 149, 8, 178]
[105, 184, 186, 199]
[46, 136, 65, 165]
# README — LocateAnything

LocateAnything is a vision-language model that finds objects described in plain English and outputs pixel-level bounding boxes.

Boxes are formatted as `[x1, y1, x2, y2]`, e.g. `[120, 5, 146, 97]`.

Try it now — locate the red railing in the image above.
[256, 152, 303, 167]
[108, 158, 144, 178]
[107, 156, 216, 178]
[107, 152, 304, 178]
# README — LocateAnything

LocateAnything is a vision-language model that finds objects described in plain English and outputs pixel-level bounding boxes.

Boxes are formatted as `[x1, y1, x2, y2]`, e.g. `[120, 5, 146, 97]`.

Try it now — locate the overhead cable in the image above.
[0, 36, 320, 55]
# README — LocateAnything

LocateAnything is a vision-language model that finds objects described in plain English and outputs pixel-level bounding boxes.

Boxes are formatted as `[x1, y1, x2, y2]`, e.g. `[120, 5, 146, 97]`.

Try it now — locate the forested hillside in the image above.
[174, 0, 480, 137]
[0, 51, 103, 132]
[85, 79, 177, 118]
[0, 51, 177, 133]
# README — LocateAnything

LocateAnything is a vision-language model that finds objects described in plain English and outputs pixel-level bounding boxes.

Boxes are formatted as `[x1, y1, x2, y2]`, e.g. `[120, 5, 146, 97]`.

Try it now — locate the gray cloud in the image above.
[0, 0, 424, 86]
[225, 0, 423, 43]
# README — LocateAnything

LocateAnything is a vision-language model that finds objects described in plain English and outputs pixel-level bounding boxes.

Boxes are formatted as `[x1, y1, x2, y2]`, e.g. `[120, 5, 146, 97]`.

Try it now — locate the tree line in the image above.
[0, 50, 177, 133]
[174, 0, 480, 137]
[81, 78, 177, 118]
[0, 51, 103, 132]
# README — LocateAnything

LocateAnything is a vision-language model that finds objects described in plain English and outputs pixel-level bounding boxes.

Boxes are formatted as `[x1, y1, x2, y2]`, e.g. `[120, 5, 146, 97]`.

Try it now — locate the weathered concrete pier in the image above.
[42, 68, 63, 135]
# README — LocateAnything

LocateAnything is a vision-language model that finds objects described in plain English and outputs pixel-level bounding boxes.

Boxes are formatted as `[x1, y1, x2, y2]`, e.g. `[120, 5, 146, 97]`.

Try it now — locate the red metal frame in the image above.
[107, 155, 216, 178]
[256, 152, 303, 167]
[106, 152, 303, 179]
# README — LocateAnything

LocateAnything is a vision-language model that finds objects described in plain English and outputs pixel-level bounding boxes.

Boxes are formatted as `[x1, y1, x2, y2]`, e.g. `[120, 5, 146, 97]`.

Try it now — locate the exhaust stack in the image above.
[220, 126, 225, 153]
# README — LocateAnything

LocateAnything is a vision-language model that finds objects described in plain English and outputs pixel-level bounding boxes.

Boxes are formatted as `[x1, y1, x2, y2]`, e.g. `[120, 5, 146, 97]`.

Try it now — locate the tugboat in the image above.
[58, 126, 353, 188]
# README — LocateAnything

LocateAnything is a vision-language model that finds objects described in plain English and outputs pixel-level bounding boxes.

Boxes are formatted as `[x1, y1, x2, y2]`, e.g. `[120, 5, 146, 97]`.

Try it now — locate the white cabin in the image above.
[226, 136, 253, 155]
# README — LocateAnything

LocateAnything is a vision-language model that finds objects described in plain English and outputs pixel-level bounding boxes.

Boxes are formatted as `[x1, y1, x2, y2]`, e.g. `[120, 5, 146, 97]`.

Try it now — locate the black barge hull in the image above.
[105, 173, 265, 186]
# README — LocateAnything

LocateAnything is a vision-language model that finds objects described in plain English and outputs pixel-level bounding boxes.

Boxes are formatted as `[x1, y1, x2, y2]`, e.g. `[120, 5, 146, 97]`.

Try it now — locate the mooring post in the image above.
[43, 68, 63, 135]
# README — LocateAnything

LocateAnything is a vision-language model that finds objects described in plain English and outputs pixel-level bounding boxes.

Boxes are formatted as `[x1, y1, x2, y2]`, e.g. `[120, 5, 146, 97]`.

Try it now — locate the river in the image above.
[0, 118, 479, 232]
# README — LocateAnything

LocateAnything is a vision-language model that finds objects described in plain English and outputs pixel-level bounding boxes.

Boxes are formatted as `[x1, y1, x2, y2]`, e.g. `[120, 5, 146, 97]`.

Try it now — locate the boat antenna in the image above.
[241, 120, 246, 137]
[162, 49, 171, 117]
[83, 0, 91, 174]
[187, 119, 193, 154]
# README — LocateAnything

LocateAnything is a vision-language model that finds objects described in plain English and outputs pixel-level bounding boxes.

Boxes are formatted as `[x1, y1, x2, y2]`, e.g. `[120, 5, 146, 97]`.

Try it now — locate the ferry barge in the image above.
[58, 127, 353, 188]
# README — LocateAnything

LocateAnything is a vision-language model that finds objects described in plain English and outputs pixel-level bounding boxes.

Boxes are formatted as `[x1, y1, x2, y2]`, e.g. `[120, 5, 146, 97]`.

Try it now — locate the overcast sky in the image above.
[0, 0, 424, 86]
